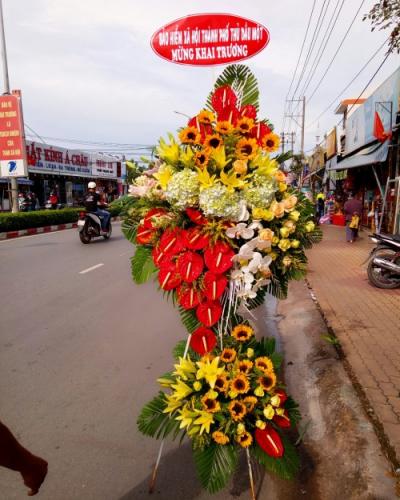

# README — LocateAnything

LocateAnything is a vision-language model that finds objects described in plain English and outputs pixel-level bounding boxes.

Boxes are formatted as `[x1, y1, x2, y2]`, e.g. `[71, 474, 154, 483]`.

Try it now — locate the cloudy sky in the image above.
[3, 0, 399, 159]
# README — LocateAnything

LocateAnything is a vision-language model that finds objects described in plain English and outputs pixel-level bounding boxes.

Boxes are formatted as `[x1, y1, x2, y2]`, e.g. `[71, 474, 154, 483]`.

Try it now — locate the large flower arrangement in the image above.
[122, 65, 321, 494]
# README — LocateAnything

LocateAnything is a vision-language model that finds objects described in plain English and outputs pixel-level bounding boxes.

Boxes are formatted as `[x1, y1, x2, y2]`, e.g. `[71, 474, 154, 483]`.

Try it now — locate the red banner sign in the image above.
[151, 13, 269, 66]
[0, 92, 27, 177]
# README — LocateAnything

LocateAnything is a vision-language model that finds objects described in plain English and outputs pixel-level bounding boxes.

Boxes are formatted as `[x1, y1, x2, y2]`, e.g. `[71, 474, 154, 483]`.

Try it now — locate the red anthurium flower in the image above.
[183, 227, 209, 250]
[196, 300, 222, 327]
[240, 104, 257, 120]
[204, 242, 235, 274]
[136, 224, 156, 245]
[158, 261, 182, 290]
[250, 122, 272, 145]
[177, 285, 203, 310]
[186, 207, 207, 225]
[255, 427, 284, 458]
[159, 228, 185, 255]
[190, 327, 217, 355]
[273, 411, 291, 429]
[211, 86, 237, 114]
[203, 272, 227, 301]
[217, 107, 239, 126]
[152, 246, 173, 267]
[143, 208, 167, 229]
[188, 117, 212, 142]
[274, 389, 288, 405]
[177, 251, 204, 283]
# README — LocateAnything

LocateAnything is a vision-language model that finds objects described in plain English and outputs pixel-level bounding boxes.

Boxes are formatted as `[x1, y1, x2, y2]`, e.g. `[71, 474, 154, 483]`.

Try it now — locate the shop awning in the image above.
[329, 141, 389, 171]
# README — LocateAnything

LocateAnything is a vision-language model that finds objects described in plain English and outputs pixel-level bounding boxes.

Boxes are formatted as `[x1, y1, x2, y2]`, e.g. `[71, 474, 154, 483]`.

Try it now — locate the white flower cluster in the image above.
[165, 169, 200, 209]
[199, 185, 242, 220]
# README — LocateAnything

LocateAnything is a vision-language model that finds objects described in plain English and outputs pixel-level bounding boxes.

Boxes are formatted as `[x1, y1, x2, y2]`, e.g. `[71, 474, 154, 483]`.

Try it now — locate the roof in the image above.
[335, 98, 367, 115]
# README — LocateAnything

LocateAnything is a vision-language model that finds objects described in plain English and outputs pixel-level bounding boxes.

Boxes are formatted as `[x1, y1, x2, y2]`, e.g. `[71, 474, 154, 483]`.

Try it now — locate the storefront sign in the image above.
[326, 127, 337, 160]
[91, 153, 117, 178]
[0, 92, 28, 178]
[151, 14, 269, 66]
[346, 67, 400, 154]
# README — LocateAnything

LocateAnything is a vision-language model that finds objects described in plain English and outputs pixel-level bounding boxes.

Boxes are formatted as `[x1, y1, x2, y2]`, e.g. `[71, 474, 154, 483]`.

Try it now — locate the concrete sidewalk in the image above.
[306, 224, 400, 463]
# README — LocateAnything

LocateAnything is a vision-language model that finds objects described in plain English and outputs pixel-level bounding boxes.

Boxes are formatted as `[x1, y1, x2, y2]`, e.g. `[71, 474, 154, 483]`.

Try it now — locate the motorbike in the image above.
[77, 209, 112, 244]
[366, 233, 400, 289]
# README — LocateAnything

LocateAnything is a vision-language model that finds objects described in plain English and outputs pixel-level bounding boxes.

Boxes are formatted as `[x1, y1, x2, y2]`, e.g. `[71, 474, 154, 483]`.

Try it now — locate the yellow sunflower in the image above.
[215, 373, 229, 393]
[198, 109, 215, 125]
[236, 116, 254, 134]
[258, 371, 277, 392]
[255, 356, 274, 374]
[179, 126, 201, 145]
[220, 348, 237, 363]
[212, 430, 230, 445]
[236, 431, 253, 448]
[237, 359, 253, 374]
[201, 394, 221, 413]
[228, 400, 247, 421]
[232, 325, 254, 342]
[195, 150, 210, 168]
[243, 396, 258, 412]
[235, 137, 258, 160]
[215, 120, 234, 135]
[231, 373, 250, 394]
[204, 134, 223, 150]
[262, 132, 280, 152]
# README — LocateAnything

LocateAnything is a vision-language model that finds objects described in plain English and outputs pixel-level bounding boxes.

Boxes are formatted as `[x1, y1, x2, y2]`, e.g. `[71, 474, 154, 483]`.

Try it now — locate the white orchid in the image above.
[226, 222, 255, 240]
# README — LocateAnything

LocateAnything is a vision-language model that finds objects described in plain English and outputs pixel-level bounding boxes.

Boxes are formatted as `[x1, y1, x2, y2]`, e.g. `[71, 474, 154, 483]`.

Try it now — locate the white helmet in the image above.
[88, 181, 96, 189]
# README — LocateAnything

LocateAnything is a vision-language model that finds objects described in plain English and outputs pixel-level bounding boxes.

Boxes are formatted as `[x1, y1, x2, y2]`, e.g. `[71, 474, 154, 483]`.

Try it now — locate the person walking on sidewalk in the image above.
[344, 192, 362, 243]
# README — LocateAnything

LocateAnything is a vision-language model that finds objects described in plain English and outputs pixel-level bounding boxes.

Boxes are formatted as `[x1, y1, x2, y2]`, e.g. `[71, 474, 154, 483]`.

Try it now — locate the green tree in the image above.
[363, 0, 400, 54]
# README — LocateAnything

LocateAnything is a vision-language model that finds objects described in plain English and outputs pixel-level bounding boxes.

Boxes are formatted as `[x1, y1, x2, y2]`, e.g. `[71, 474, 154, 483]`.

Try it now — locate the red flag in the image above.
[373, 111, 391, 142]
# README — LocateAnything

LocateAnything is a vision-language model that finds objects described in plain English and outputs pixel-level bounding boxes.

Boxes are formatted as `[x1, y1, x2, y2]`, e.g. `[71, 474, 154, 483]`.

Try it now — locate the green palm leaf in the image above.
[131, 246, 157, 284]
[192, 442, 239, 493]
[137, 392, 182, 440]
[206, 64, 260, 111]
[250, 436, 300, 479]
[122, 218, 138, 244]
[178, 305, 201, 333]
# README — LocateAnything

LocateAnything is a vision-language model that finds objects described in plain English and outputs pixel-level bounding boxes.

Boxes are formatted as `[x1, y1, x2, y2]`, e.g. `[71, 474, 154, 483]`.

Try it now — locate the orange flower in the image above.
[198, 109, 215, 125]
[195, 150, 210, 168]
[232, 324, 254, 342]
[231, 373, 250, 394]
[243, 396, 258, 412]
[236, 430, 253, 448]
[237, 359, 253, 374]
[235, 137, 258, 160]
[201, 395, 221, 413]
[215, 120, 234, 135]
[215, 373, 229, 393]
[212, 430, 230, 444]
[228, 400, 247, 421]
[221, 348, 237, 363]
[236, 116, 254, 134]
[258, 371, 277, 391]
[262, 132, 280, 152]
[204, 134, 223, 150]
[255, 357, 274, 374]
[179, 126, 201, 144]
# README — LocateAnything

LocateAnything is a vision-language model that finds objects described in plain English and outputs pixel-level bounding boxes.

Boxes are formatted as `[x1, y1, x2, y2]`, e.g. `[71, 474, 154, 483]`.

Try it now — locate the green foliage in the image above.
[250, 436, 300, 480]
[122, 217, 138, 244]
[172, 340, 188, 360]
[109, 195, 135, 216]
[285, 397, 302, 427]
[131, 246, 157, 284]
[0, 208, 82, 232]
[206, 64, 260, 112]
[177, 305, 201, 333]
[137, 392, 182, 440]
[274, 151, 293, 165]
[363, 0, 400, 54]
[192, 442, 239, 493]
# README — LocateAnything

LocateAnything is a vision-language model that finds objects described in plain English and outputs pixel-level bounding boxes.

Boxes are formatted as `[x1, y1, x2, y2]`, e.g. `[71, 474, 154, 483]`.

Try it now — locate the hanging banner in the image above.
[151, 13, 269, 66]
[0, 92, 28, 178]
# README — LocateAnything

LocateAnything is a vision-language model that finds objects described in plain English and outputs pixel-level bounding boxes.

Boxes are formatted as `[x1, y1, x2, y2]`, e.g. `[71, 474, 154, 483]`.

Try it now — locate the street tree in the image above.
[363, 0, 400, 54]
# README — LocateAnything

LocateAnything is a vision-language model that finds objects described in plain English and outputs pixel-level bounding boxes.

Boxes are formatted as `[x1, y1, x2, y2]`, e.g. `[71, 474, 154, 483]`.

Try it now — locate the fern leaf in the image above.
[178, 305, 201, 333]
[131, 246, 157, 284]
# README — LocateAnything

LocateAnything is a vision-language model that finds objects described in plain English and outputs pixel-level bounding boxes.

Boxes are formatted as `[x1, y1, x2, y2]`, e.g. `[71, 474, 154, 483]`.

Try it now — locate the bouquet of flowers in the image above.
[122, 65, 321, 493]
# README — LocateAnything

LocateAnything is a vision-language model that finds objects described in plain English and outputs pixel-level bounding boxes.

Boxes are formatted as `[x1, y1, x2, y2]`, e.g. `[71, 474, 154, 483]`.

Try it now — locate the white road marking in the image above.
[79, 263, 104, 274]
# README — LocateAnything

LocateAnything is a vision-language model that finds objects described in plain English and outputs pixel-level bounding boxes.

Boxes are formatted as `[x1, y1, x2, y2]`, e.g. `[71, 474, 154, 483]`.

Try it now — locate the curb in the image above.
[0, 217, 121, 240]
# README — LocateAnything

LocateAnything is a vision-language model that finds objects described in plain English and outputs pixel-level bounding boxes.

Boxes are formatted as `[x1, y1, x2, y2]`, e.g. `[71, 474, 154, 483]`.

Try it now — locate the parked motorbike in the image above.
[366, 233, 400, 289]
[77, 210, 112, 244]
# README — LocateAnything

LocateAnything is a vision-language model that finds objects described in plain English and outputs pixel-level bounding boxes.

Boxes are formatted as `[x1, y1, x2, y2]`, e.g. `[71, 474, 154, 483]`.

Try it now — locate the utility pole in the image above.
[280, 131, 285, 154]
[300, 96, 305, 157]
[0, 0, 18, 212]
[280, 131, 296, 154]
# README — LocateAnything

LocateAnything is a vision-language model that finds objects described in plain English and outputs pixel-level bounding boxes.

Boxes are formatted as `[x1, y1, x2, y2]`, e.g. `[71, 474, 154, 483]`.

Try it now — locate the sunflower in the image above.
[262, 132, 280, 152]
[231, 373, 250, 394]
[237, 359, 253, 373]
[212, 430, 230, 444]
[236, 431, 253, 448]
[255, 356, 274, 374]
[198, 109, 215, 125]
[179, 126, 201, 144]
[232, 324, 254, 342]
[204, 134, 223, 150]
[243, 396, 258, 412]
[215, 120, 234, 135]
[228, 400, 247, 421]
[220, 348, 237, 363]
[195, 150, 210, 168]
[235, 137, 258, 160]
[236, 117, 254, 134]
[215, 373, 229, 393]
[258, 371, 277, 391]
[201, 394, 221, 413]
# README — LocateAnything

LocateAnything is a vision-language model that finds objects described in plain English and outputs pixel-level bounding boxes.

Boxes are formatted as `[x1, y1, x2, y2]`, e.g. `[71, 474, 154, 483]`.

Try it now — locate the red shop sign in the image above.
[151, 13, 269, 66]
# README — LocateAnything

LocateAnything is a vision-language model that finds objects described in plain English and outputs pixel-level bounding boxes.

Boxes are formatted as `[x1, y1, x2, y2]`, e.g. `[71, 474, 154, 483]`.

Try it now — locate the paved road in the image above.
[0, 225, 194, 500]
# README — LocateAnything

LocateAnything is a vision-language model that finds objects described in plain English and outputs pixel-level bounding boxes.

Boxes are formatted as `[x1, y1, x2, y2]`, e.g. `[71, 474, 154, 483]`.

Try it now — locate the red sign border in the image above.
[150, 12, 270, 67]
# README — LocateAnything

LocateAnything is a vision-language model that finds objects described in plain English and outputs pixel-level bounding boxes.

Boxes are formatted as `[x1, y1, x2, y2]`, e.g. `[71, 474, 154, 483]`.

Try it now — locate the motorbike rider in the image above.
[84, 182, 111, 231]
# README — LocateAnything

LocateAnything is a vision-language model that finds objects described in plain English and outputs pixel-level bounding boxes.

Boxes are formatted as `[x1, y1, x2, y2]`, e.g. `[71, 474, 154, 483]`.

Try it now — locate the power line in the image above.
[307, 0, 366, 104]
[306, 38, 389, 129]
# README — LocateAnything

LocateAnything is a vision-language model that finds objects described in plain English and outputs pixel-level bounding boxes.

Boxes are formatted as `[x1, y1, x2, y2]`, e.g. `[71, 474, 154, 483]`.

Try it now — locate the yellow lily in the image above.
[153, 164, 174, 189]
[171, 379, 193, 400]
[250, 153, 278, 178]
[157, 377, 175, 388]
[163, 394, 183, 414]
[196, 167, 217, 189]
[175, 405, 197, 430]
[196, 357, 225, 389]
[220, 169, 247, 191]
[180, 146, 195, 168]
[193, 410, 214, 434]
[156, 134, 180, 166]
[210, 146, 231, 170]
[173, 356, 197, 381]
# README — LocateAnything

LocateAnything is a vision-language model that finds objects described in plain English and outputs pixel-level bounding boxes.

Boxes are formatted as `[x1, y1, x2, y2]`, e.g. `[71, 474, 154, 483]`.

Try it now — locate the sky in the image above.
[3, 0, 399, 160]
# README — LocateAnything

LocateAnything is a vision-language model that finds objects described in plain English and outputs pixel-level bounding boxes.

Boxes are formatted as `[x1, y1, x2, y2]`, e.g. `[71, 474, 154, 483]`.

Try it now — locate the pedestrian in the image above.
[316, 192, 325, 224]
[49, 191, 58, 210]
[30, 192, 37, 211]
[344, 192, 362, 243]
[0, 420, 48, 496]
[18, 192, 26, 211]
